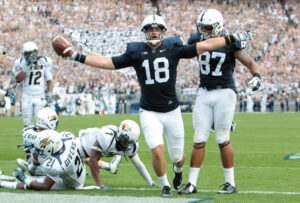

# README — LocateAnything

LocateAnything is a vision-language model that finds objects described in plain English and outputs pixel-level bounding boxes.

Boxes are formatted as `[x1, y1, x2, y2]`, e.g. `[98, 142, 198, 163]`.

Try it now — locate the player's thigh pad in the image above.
[21, 95, 33, 126]
[214, 89, 237, 144]
[140, 109, 164, 149]
[193, 88, 214, 143]
[163, 107, 184, 163]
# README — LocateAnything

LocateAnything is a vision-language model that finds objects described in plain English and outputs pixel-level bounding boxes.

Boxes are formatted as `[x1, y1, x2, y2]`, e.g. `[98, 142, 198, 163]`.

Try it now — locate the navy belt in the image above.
[202, 86, 223, 91]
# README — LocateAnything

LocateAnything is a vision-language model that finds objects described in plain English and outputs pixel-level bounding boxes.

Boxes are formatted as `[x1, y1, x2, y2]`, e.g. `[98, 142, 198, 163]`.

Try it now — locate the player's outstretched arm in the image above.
[196, 27, 255, 55]
[129, 153, 158, 187]
[52, 36, 115, 70]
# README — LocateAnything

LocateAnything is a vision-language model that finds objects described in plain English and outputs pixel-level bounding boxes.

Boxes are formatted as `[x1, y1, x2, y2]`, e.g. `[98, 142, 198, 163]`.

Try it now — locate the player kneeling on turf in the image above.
[78, 120, 158, 188]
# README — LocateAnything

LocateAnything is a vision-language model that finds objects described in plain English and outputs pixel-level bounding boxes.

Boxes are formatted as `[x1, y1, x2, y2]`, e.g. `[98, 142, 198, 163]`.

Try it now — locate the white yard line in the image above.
[113, 187, 300, 195]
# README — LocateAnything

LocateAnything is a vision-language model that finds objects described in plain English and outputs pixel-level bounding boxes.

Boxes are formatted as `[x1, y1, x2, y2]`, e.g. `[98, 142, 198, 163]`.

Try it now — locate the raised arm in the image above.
[196, 27, 255, 55]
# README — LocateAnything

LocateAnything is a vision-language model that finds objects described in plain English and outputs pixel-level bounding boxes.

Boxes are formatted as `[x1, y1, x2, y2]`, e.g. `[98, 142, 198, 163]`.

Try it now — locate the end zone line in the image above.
[114, 187, 300, 195]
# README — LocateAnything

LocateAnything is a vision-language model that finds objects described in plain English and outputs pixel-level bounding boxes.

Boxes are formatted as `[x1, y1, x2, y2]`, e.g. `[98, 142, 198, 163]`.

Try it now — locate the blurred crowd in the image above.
[0, 0, 299, 115]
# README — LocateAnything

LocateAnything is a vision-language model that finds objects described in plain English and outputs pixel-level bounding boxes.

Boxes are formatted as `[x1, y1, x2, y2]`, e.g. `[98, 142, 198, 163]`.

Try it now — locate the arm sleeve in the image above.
[178, 43, 198, 59]
[130, 153, 154, 186]
[111, 43, 135, 69]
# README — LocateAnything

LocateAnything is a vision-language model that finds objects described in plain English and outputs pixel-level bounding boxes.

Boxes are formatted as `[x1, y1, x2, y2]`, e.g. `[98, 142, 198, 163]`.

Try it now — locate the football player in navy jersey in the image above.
[178, 9, 261, 195]
[55, 14, 254, 197]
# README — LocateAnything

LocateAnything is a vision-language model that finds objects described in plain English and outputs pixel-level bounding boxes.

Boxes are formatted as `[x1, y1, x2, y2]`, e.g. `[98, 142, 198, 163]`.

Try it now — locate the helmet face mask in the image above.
[36, 108, 59, 130]
[196, 9, 224, 40]
[23, 42, 38, 64]
[116, 133, 135, 151]
[141, 15, 167, 46]
[116, 120, 140, 151]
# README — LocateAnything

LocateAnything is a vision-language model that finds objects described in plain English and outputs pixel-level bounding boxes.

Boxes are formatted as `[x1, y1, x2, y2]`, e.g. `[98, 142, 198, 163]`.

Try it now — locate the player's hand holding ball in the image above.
[52, 36, 77, 60]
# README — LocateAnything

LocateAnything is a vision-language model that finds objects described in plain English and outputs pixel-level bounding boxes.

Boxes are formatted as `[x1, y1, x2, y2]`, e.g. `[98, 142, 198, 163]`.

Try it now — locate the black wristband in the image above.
[225, 35, 236, 45]
[253, 73, 261, 79]
[75, 53, 86, 63]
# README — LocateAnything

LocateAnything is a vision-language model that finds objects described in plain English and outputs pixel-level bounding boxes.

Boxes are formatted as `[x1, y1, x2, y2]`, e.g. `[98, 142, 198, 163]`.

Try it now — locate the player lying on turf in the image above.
[78, 120, 158, 188]
[1, 129, 86, 190]
[15, 107, 59, 176]
[16, 107, 125, 184]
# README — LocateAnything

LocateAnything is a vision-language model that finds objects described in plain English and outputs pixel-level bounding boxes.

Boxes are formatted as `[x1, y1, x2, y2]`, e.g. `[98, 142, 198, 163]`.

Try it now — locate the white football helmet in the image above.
[23, 41, 38, 64]
[36, 108, 59, 130]
[34, 130, 63, 157]
[116, 120, 140, 151]
[196, 9, 224, 40]
[141, 15, 167, 46]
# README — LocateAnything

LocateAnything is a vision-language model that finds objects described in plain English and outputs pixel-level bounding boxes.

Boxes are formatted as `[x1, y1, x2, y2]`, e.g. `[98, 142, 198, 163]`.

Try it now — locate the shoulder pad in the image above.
[60, 131, 75, 139]
[188, 33, 200, 45]
[101, 125, 118, 137]
[125, 42, 145, 59]
[163, 36, 184, 49]
[39, 56, 52, 65]
[22, 126, 37, 134]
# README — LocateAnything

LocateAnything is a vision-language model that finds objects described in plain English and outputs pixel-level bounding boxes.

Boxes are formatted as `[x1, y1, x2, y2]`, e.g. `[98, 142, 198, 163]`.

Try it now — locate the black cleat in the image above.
[162, 186, 172, 197]
[178, 182, 197, 195]
[217, 182, 237, 194]
[173, 165, 182, 190]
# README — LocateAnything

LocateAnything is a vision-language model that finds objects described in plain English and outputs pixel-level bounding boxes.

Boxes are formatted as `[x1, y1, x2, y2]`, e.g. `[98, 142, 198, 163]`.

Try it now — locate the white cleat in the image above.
[108, 155, 122, 174]
[16, 158, 29, 172]
[0, 169, 16, 181]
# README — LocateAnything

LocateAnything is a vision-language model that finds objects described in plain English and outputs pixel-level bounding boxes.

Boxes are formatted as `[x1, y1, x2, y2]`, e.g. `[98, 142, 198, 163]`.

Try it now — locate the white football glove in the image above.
[248, 75, 261, 91]
[70, 50, 77, 60]
[62, 49, 77, 60]
[233, 24, 255, 42]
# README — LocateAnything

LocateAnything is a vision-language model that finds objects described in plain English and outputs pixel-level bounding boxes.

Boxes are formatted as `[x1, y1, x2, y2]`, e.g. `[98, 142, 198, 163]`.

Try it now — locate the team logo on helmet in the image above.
[122, 123, 131, 131]
[50, 115, 57, 121]
[40, 138, 51, 148]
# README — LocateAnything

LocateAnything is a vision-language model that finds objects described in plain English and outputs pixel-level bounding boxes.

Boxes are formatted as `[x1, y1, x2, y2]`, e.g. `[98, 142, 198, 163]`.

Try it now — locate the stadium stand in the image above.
[0, 0, 299, 115]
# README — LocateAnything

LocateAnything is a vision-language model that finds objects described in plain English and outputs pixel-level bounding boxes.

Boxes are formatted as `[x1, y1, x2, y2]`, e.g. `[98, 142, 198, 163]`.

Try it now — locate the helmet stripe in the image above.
[200, 10, 208, 22]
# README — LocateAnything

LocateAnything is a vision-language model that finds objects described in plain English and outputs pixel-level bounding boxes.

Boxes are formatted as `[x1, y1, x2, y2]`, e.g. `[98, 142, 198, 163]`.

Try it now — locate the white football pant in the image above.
[22, 94, 46, 126]
[140, 106, 184, 163]
[193, 88, 236, 144]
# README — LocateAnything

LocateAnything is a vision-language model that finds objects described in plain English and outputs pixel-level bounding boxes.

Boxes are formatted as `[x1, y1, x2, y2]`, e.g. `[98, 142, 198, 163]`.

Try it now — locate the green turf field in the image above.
[1, 113, 300, 202]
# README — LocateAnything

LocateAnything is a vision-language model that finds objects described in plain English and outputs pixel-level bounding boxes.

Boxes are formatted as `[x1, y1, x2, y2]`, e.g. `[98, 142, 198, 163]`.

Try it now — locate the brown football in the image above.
[52, 36, 72, 57]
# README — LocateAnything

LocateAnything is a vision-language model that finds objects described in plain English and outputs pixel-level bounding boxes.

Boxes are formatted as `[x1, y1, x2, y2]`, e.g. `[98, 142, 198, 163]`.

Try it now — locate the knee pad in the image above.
[169, 147, 183, 163]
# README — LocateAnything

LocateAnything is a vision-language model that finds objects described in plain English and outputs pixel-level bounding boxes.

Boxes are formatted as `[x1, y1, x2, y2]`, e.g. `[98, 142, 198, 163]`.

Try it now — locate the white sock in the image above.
[101, 162, 110, 170]
[223, 167, 235, 187]
[158, 174, 170, 187]
[0, 181, 17, 189]
[188, 167, 200, 186]
[173, 165, 182, 173]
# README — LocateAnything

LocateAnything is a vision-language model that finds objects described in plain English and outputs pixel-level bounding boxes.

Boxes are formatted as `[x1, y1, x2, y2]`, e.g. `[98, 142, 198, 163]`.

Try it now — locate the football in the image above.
[52, 36, 72, 57]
